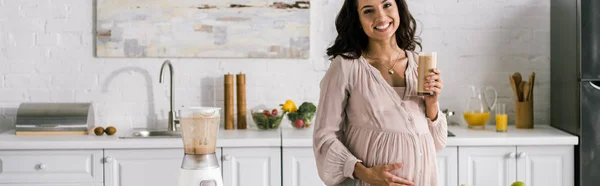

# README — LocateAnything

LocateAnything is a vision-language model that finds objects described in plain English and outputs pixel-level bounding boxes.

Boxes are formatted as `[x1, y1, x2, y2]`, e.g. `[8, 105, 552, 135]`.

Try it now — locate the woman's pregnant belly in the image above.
[343, 125, 432, 182]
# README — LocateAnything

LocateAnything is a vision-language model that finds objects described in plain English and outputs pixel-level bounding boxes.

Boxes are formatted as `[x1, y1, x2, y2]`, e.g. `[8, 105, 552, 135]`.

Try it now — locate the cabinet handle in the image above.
[518, 152, 527, 159]
[36, 163, 47, 170]
[508, 152, 516, 158]
[104, 156, 114, 163]
[223, 155, 231, 161]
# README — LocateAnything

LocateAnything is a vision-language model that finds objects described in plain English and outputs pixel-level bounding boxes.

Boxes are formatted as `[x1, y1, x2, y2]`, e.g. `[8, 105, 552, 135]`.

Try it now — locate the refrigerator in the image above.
[551, 0, 600, 186]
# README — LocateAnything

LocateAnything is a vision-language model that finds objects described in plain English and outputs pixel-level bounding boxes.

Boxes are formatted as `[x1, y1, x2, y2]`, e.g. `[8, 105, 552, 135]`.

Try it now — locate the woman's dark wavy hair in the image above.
[326, 0, 421, 60]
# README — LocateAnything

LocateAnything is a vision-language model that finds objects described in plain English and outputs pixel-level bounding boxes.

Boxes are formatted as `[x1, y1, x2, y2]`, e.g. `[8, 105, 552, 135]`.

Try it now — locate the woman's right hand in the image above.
[354, 162, 414, 186]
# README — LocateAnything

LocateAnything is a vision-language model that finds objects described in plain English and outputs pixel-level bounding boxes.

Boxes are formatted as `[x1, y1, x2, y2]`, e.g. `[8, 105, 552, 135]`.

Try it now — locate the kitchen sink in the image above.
[119, 130, 181, 139]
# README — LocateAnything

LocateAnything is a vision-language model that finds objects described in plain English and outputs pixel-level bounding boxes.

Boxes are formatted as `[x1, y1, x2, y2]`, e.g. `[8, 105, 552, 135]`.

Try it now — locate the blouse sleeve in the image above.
[427, 104, 448, 152]
[313, 56, 362, 186]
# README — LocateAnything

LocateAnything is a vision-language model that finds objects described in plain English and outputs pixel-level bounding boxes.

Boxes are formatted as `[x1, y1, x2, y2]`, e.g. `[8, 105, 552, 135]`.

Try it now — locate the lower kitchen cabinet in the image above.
[282, 147, 323, 186]
[222, 147, 281, 186]
[0, 145, 575, 186]
[0, 149, 103, 185]
[104, 147, 283, 186]
[516, 146, 574, 186]
[280, 146, 460, 186]
[0, 184, 103, 186]
[458, 146, 516, 186]
[104, 148, 223, 186]
[458, 145, 574, 186]
[437, 146, 458, 186]
[104, 149, 186, 186]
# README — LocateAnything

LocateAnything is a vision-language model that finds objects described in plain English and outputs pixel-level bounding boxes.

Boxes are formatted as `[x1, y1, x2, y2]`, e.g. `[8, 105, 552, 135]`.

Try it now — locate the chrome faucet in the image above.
[159, 60, 177, 132]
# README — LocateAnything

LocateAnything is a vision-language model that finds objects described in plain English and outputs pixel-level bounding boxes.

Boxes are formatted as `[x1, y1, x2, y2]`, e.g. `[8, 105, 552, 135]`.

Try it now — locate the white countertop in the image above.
[281, 124, 580, 147]
[0, 128, 281, 150]
[0, 124, 579, 150]
[444, 124, 579, 146]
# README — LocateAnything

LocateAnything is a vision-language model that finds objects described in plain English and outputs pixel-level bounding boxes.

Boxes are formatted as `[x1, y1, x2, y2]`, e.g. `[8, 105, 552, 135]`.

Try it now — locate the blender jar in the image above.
[179, 107, 221, 155]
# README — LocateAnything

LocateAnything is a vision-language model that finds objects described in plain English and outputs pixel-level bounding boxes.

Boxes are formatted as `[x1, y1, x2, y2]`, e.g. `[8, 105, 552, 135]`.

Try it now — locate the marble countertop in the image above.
[0, 124, 579, 150]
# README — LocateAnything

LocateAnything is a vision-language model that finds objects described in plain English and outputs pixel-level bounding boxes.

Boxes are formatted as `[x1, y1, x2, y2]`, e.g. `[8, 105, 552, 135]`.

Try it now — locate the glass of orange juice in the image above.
[495, 103, 508, 132]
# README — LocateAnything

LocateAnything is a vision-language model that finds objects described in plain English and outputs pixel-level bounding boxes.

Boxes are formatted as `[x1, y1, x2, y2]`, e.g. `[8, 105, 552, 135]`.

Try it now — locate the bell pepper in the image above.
[280, 100, 298, 112]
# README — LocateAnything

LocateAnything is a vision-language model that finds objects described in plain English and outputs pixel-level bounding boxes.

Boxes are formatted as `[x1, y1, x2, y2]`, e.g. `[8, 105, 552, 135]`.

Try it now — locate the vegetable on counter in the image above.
[281, 100, 317, 129]
[280, 100, 298, 112]
[252, 109, 283, 130]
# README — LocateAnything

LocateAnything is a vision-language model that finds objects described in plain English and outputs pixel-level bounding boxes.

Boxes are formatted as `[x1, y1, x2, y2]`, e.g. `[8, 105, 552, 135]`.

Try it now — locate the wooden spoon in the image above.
[512, 73, 522, 101]
[510, 75, 519, 101]
[519, 81, 525, 101]
[523, 82, 530, 101]
[528, 72, 535, 101]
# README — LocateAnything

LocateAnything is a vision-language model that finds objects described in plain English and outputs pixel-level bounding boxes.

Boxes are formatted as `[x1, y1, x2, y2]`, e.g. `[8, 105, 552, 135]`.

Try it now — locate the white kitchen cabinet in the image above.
[104, 149, 182, 186]
[516, 146, 574, 186]
[281, 146, 460, 186]
[458, 146, 574, 186]
[0, 184, 103, 186]
[282, 147, 324, 186]
[436, 146, 458, 186]
[458, 146, 517, 186]
[0, 149, 103, 184]
[104, 148, 222, 186]
[222, 147, 281, 186]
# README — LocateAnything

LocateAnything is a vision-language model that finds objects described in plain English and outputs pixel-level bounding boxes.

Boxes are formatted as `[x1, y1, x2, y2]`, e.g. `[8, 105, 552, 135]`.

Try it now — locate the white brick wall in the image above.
[0, 0, 551, 132]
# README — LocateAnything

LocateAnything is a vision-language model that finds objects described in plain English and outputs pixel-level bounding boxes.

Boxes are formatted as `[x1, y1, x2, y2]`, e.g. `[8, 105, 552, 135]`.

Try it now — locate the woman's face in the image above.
[357, 0, 401, 42]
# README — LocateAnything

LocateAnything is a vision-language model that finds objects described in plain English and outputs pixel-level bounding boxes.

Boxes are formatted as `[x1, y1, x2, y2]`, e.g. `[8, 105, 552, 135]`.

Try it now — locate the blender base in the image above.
[177, 167, 223, 186]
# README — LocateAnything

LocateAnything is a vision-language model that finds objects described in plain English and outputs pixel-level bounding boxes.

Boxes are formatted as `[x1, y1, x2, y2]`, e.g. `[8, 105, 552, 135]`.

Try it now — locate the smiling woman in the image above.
[313, 0, 448, 186]
[326, 0, 420, 59]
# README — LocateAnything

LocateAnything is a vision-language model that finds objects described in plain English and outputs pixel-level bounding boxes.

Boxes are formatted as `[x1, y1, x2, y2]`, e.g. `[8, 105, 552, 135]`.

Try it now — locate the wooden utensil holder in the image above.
[515, 99, 533, 129]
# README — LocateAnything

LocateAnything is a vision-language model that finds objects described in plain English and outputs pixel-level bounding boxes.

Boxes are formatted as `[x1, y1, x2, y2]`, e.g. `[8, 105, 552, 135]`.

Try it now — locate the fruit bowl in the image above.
[251, 109, 283, 130]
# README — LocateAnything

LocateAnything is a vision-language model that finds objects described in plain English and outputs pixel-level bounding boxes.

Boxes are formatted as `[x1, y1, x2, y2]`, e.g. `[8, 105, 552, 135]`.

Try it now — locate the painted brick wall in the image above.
[0, 0, 550, 132]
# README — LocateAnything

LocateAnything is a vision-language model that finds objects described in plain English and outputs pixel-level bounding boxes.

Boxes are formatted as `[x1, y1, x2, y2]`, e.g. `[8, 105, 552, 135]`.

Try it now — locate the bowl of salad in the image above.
[251, 108, 283, 130]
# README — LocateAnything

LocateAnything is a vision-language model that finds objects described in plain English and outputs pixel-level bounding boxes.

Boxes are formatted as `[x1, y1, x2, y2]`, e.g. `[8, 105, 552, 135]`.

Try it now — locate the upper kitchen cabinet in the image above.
[222, 147, 281, 186]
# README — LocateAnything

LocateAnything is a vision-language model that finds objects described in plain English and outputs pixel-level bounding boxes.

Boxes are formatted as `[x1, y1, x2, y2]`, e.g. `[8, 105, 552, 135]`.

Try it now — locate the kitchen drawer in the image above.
[0, 150, 103, 183]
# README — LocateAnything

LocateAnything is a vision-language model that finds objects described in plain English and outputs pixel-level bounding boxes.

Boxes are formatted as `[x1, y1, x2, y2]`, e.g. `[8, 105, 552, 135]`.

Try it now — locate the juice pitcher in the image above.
[463, 85, 498, 129]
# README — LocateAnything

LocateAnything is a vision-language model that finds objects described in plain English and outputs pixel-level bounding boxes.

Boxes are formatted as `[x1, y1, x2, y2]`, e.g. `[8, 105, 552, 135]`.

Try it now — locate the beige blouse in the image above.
[312, 50, 448, 186]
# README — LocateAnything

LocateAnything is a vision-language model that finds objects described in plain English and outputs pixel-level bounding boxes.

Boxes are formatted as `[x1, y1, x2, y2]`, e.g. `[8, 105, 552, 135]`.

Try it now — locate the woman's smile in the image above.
[374, 21, 393, 32]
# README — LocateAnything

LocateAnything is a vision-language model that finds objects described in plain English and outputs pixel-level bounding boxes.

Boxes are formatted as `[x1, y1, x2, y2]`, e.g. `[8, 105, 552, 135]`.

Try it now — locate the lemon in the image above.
[511, 181, 525, 186]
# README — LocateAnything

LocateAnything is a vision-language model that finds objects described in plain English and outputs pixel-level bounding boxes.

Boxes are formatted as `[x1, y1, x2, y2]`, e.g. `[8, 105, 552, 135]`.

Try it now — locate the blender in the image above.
[177, 107, 223, 186]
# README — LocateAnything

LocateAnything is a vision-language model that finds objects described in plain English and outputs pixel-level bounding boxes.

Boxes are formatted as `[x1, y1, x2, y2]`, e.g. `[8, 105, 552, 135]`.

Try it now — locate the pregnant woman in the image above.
[312, 0, 448, 185]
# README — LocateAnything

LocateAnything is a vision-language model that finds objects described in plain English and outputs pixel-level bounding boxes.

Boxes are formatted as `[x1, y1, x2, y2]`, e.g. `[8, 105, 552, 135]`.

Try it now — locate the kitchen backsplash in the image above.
[0, 0, 551, 131]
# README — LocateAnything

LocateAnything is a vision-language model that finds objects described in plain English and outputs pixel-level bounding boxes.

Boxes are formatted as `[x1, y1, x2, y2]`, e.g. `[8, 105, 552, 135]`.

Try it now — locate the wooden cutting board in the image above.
[16, 131, 89, 135]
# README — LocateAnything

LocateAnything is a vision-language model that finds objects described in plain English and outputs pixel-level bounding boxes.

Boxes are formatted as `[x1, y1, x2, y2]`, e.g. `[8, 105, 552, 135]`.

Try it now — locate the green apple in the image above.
[511, 181, 525, 186]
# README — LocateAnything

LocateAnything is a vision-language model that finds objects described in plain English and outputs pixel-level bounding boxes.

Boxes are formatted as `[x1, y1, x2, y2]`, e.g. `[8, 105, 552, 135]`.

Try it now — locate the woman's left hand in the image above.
[424, 68, 443, 106]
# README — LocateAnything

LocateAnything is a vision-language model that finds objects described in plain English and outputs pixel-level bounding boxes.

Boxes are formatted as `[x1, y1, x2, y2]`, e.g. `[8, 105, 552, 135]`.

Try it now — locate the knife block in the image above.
[515, 99, 533, 129]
